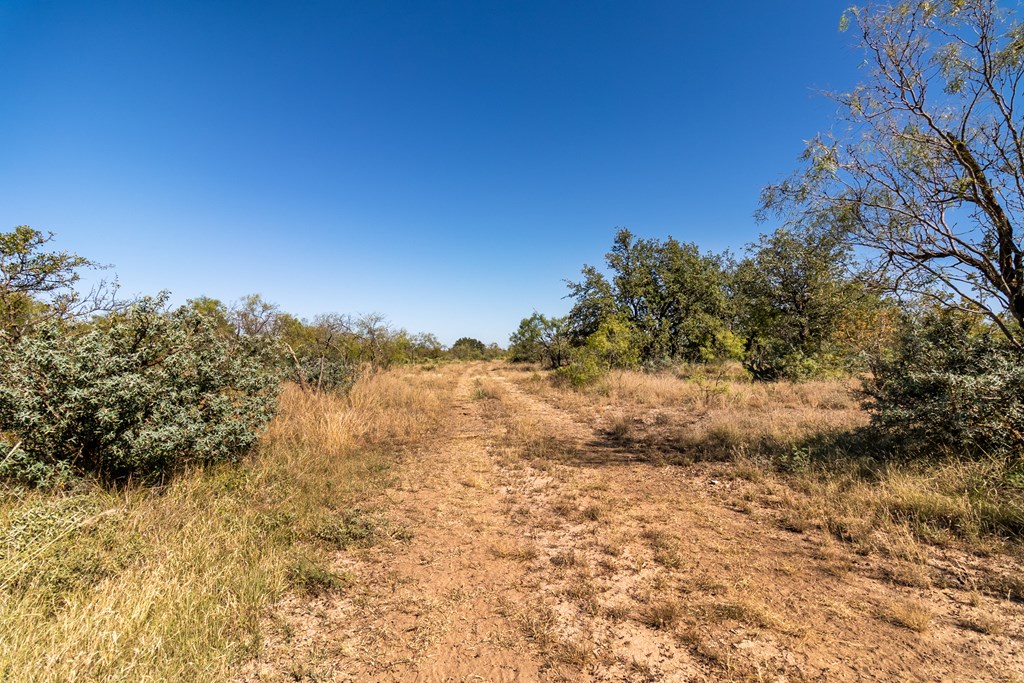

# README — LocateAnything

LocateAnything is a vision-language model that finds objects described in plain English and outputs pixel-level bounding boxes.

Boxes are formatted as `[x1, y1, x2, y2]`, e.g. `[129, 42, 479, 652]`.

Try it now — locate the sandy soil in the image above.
[238, 363, 1024, 682]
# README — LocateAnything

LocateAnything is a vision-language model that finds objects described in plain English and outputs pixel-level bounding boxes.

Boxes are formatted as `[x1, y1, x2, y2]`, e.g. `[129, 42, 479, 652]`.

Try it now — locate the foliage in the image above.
[508, 313, 571, 368]
[566, 228, 735, 365]
[0, 226, 117, 343]
[508, 315, 546, 363]
[556, 351, 605, 388]
[0, 296, 279, 482]
[409, 332, 445, 361]
[864, 309, 1024, 459]
[278, 312, 361, 393]
[449, 337, 488, 360]
[763, 0, 1024, 349]
[735, 222, 878, 380]
[555, 316, 641, 387]
[223, 300, 427, 393]
[579, 315, 640, 370]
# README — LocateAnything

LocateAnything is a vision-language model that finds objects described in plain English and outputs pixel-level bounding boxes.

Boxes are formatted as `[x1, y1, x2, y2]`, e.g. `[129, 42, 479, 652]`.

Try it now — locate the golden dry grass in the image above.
[517, 366, 1024, 552]
[0, 365, 456, 682]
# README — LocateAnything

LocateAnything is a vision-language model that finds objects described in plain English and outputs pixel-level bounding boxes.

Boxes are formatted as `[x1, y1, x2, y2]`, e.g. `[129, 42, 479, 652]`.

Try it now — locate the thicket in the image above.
[865, 310, 1024, 459]
[510, 225, 882, 384]
[0, 296, 278, 483]
[511, 222, 1021, 463]
[449, 336, 503, 361]
[0, 228, 287, 484]
[0, 227, 464, 485]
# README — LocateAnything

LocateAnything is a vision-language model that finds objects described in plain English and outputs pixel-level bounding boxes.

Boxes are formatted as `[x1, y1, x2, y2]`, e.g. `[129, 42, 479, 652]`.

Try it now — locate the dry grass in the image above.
[884, 598, 934, 632]
[0, 366, 456, 682]
[490, 539, 539, 562]
[520, 366, 865, 464]
[958, 612, 1005, 635]
[520, 367, 1024, 549]
[597, 367, 859, 413]
[472, 377, 505, 401]
[639, 599, 683, 629]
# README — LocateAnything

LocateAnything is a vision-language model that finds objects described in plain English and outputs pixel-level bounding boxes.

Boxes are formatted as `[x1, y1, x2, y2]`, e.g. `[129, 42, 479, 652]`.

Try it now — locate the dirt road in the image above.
[241, 363, 1023, 682]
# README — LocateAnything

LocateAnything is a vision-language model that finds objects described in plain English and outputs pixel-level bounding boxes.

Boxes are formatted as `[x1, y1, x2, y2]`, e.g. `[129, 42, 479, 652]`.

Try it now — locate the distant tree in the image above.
[410, 332, 445, 361]
[762, 0, 1024, 350]
[564, 265, 617, 344]
[230, 294, 283, 339]
[508, 313, 571, 368]
[354, 313, 395, 368]
[449, 337, 487, 360]
[567, 228, 735, 364]
[508, 315, 543, 363]
[279, 312, 361, 393]
[184, 296, 235, 339]
[0, 226, 117, 343]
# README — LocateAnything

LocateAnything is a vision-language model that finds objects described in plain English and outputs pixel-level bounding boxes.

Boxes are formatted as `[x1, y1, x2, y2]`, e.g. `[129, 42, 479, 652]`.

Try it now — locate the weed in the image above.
[604, 603, 631, 622]
[308, 508, 380, 549]
[606, 416, 634, 440]
[287, 556, 350, 596]
[472, 380, 502, 401]
[490, 540, 538, 562]
[551, 550, 579, 568]
[654, 547, 683, 569]
[709, 598, 775, 629]
[562, 579, 600, 615]
[958, 613, 1004, 635]
[639, 599, 683, 629]
[884, 598, 933, 632]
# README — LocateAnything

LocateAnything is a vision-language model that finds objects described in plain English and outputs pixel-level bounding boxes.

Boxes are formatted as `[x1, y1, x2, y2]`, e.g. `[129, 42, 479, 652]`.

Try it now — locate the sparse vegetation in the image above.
[0, 366, 453, 681]
[8, 3, 1024, 679]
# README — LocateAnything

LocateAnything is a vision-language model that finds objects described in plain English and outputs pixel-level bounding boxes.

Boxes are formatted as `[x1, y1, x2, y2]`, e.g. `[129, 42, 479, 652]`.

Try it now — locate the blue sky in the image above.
[1, 1, 860, 345]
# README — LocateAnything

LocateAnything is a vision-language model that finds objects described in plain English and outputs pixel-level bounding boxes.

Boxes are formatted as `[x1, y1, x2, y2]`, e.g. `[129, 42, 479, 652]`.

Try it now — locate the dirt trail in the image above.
[242, 363, 1024, 682]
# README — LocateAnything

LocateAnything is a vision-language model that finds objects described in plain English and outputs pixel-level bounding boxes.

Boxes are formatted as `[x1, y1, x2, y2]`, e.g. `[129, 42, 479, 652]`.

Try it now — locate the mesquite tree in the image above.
[0, 226, 118, 343]
[762, 0, 1024, 348]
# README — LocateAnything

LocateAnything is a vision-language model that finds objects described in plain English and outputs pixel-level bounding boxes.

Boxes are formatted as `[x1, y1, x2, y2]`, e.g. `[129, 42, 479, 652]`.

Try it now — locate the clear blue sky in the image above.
[1, 1, 860, 345]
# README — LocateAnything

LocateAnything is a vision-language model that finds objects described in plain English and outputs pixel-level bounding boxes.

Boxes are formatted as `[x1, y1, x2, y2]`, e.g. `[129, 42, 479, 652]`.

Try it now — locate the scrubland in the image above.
[0, 366, 456, 682]
[518, 364, 1024, 550]
[2, 361, 1022, 681]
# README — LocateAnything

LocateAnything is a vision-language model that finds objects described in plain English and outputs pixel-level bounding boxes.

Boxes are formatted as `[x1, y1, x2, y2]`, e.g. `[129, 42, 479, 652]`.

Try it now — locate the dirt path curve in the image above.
[242, 362, 1023, 682]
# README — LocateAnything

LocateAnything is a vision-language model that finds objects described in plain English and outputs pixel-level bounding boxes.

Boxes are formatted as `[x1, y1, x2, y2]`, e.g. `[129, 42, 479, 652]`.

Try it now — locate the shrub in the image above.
[864, 311, 1024, 459]
[556, 352, 604, 388]
[556, 317, 643, 387]
[0, 296, 279, 482]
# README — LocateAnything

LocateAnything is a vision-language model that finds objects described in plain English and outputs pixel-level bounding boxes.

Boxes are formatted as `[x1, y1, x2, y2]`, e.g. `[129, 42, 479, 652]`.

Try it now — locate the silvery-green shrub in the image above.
[0, 296, 279, 482]
[864, 311, 1024, 459]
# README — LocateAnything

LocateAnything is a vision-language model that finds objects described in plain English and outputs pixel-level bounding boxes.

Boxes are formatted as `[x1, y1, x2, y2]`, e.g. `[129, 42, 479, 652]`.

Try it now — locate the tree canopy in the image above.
[763, 0, 1024, 348]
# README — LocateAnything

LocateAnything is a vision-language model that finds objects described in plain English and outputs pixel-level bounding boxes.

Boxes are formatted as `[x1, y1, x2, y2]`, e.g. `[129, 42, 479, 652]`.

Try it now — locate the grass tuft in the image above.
[286, 556, 350, 596]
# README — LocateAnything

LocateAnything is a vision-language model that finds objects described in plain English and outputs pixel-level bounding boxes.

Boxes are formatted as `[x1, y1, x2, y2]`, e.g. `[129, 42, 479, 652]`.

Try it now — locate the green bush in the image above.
[556, 352, 605, 388]
[0, 297, 280, 482]
[556, 317, 639, 387]
[864, 311, 1024, 459]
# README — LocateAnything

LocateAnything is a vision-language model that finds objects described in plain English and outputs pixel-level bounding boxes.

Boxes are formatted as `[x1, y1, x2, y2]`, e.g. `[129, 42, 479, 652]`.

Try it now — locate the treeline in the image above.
[0, 226, 495, 485]
[510, 225, 890, 381]
[510, 226, 1024, 460]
